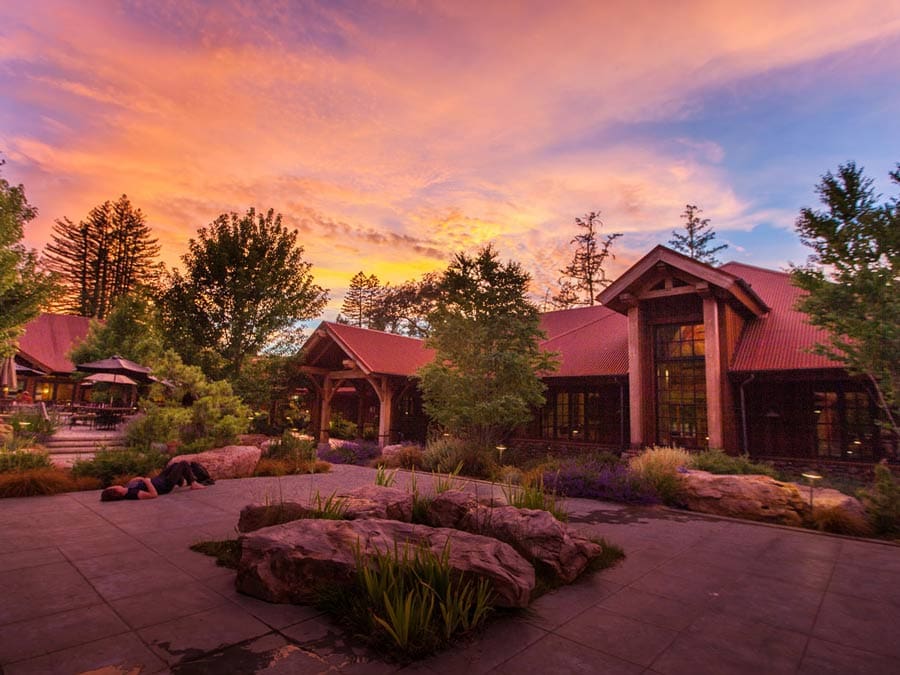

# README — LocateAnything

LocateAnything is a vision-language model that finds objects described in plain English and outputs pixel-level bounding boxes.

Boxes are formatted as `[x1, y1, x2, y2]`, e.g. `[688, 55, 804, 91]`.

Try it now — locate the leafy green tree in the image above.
[158, 207, 328, 379]
[0, 159, 56, 357]
[791, 162, 900, 436]
[43, 194, 160, 319]
[556, 211, 622, 307]
[69, 291, 165, 367]
[669, 204, 728, 264]
[339, 271, 381, 327]
[418, 245, 557, 447]
[369, 272, 441, 337]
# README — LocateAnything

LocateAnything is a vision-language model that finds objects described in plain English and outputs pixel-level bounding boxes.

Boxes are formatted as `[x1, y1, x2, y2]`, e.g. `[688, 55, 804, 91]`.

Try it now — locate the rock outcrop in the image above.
[680, 470, 808, 525]
[338, 485, 414, 522]
[169, 445, 261, 479]
[427, 491, 601, 583]
[238, 502, 315, 533]
[236, 518, 535, 608]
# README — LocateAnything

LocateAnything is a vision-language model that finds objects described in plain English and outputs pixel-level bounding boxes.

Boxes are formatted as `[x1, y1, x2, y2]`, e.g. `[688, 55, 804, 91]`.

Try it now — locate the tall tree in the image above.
[557, 211, 622, 307]
[43, 194, 160, 318]
[669, 204, 728, 264]
[339, 271, 381, 327]
[418, 245, 557, 447]
[0, 159, 56, 357]
[369, 272, 441, 337]
[791, 162, 900, 436]
[69, 291, 164, 367]
[158, 207, 328, 379]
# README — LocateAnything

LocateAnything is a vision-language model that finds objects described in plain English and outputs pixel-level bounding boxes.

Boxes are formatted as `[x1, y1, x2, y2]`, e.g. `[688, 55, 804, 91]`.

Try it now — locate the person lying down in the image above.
[100, 461, 214, 501]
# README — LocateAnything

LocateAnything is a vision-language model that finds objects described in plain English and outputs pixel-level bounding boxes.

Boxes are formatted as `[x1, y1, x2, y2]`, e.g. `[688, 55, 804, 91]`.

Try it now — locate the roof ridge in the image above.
[721, 260, 791, 278]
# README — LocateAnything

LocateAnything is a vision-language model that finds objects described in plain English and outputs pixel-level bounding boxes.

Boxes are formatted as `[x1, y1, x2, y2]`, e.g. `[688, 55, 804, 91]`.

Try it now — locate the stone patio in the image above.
[1, 465, 898, 674]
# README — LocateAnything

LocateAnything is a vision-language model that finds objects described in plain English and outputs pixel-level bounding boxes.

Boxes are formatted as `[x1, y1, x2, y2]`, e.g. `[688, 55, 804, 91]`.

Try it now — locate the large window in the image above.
[814, 388, 881, 460]
[655, 323, 707, 448]
[540, 384, 624, 445]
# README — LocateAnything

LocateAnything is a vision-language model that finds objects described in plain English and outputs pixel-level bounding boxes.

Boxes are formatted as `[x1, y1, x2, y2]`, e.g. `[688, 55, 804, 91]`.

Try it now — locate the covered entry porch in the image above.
[298, 322, 433, 447]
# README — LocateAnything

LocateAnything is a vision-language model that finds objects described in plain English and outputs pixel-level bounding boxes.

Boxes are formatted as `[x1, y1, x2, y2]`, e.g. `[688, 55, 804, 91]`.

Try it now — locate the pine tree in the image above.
[669, 204, 728, 264]
[43, 194, 160, 318]
[339, 271, 381, 328]
[558, 211, 622, 306]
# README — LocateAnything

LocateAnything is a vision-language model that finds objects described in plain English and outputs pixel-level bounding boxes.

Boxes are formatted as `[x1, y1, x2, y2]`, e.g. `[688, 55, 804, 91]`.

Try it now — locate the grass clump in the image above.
[71, 448, 169, 487]
[502, 475, 568, 522]
[810, 505, 873, 537]
[628, 446, 691, 505]
[375, 465, 398, 487]
[0, 468, 100, 498]
[0, 449, 53, 473]
[423, 437, 495, 479]
[318, 540, 495, 659]
[190, 539, 241, 568]
[689, 449, 777, 477]
[858, 461, 900, 537]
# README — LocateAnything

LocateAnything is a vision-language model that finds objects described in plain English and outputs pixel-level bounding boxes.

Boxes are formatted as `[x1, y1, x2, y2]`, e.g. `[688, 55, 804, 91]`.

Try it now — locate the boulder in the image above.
[680, 470, 808, 526]
[0, 423, 12, 444]
[427, 491, 602, 583]
[238, 502, 315, 533]
[804, 485, 871, 534]
[169, 445, 262, 479]
[337, 485, 414, 522]
[237, 518, 535, 608]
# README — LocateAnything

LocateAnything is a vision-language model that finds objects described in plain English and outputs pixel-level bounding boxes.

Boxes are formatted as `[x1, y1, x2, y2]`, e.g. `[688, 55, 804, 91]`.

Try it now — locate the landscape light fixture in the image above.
[801, 472, 822, 510]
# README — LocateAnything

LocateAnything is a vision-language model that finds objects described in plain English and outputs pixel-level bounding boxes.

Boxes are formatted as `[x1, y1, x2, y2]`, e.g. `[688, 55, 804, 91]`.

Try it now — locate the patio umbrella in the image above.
[0, 356, 16, 391]
[82, 372, 139, 386]
[76, 355, 153, 383]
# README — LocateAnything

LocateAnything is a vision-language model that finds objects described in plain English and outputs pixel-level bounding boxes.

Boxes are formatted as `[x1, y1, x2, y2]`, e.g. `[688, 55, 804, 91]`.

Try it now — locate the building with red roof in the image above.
[14, 313, 92, 403]
[300, 246, 895, 463]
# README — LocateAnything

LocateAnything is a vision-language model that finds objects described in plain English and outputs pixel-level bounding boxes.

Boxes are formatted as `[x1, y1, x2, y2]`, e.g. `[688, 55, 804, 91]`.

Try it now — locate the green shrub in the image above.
[265, 431, 317, 462]
[125, 405, 191, 449]
[328, 412, 358, 440]
[423, 437, 495, 478]
[858, 462, 900, 536]
[7, 409, 57, 440]
[375, 465, 398, 487]
[690, 449, 777, 477]
[318, 540, 494, 659]
[628, 446, 691, 505]
[71, 448, 169, 487]
[0, 449, 52, 473]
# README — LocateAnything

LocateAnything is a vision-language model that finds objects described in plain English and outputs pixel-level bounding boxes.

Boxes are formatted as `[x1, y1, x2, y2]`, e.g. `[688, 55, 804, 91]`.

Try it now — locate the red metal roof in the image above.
[722, 263, 842, 372]
[540, 306, 628, 377]
[324, 322, 435, 377]
[17, 313, 92, 374]
[305, 258, 842, 380]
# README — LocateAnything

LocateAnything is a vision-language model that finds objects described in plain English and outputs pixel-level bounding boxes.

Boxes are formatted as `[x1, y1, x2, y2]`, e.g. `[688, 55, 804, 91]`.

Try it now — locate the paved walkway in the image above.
[1, 465, 898, 674]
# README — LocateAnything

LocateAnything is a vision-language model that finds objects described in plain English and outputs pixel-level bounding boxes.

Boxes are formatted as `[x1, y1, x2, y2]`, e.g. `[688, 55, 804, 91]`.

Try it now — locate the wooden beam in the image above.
[326, 368, 366, 380]
[298, 366, 330, 376]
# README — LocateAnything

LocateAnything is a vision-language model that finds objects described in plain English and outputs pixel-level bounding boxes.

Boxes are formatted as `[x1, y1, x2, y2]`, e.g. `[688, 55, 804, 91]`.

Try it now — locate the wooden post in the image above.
[319, 379, 334, 447]
[703, 295, 725, 450]
[626, 302, 651, 448]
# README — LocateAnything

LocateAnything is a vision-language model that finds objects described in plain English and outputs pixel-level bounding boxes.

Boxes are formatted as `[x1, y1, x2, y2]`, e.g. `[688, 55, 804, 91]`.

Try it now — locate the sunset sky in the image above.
[2, 0, 899, 317]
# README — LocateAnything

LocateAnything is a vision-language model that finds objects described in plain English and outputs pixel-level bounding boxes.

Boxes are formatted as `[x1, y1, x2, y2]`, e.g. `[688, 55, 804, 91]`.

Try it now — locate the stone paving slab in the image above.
[1, 464, 899, 674]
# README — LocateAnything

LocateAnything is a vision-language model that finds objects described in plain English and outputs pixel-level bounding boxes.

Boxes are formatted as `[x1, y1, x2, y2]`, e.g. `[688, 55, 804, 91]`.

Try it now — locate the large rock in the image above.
[681, 470, 809, 526]
[427, 491, 602, 583]
[804, 485, 871, 534]
[169, 445, 262, 479]
[238, 502, 315, 533]
[338, 485, 414, 522]
[236, 518, 535, 608]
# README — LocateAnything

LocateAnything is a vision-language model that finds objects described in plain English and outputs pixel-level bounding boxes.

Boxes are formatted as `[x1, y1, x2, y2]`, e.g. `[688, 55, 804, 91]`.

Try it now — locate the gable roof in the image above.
[17, 314, 92, 374]
[307, 322, 435, 377]
[597, 245, 769, 318]
[722, 263, 842, 372]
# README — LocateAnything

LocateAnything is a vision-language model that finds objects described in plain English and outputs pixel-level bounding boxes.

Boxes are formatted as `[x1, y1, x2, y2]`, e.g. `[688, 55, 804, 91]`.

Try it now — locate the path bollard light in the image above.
[496, 444, 506, 462]
[801, 472, 822, 511]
